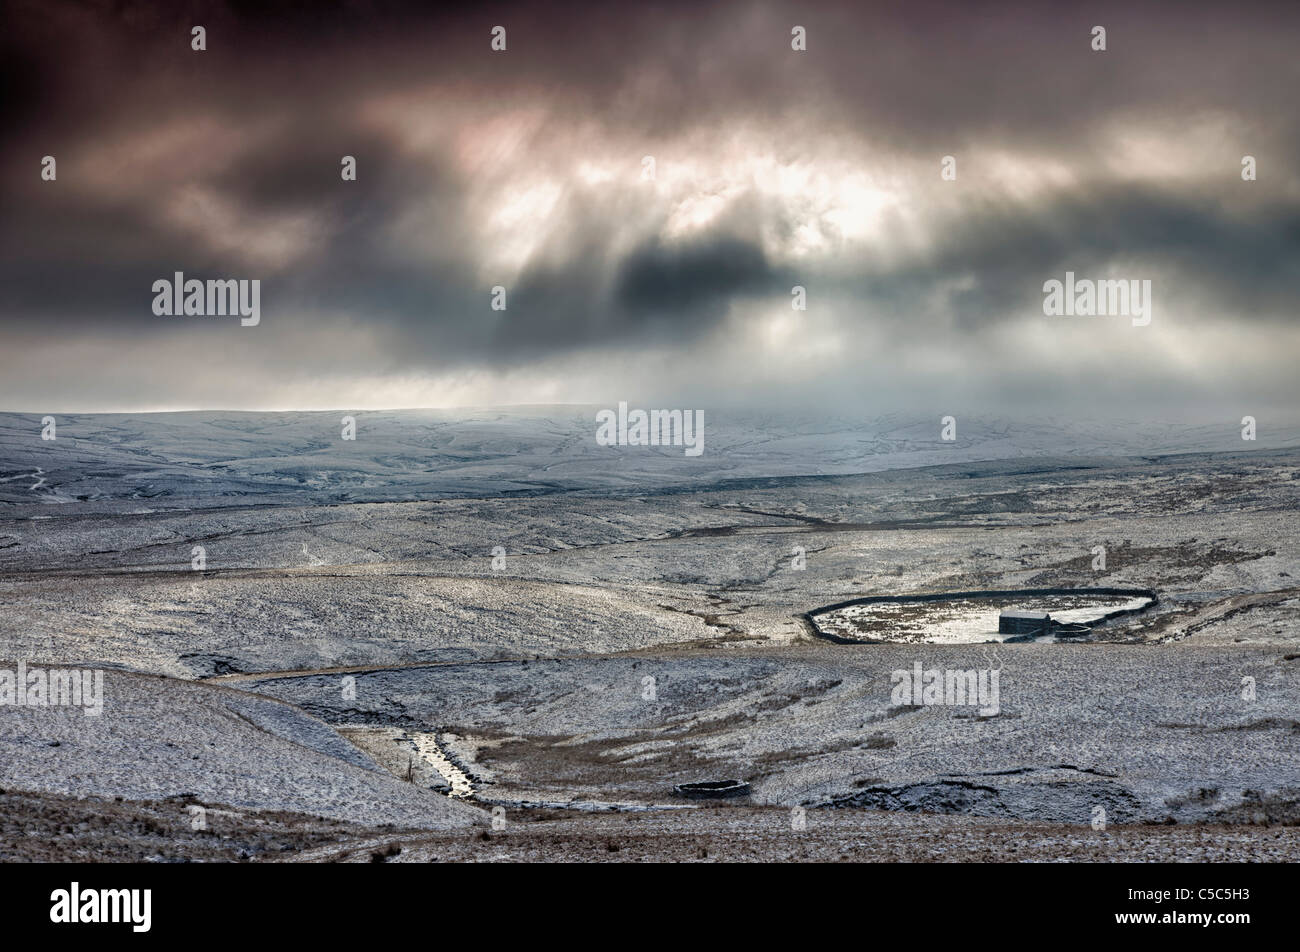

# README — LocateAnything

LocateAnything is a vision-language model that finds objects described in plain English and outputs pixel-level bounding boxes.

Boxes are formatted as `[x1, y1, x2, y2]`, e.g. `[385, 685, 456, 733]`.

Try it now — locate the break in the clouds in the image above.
[1, 0, 1298, 414]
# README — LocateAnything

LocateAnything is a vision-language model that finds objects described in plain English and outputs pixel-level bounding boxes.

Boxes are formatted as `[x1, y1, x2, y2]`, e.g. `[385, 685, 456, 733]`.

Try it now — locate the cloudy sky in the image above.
[2, 0, 1297, 416]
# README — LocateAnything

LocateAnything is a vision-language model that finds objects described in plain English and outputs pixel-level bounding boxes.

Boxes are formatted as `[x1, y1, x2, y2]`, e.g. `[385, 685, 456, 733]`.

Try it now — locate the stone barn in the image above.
[998, 609, 1051, 636]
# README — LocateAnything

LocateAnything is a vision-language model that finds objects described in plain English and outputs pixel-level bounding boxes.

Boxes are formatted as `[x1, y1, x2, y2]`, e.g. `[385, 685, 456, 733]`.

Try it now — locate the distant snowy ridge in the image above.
[1, 407, 1296, 504]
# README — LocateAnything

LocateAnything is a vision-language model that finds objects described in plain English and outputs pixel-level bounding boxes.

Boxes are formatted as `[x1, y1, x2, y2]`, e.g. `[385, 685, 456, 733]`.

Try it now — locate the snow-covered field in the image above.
[1, 408, 1298, 859]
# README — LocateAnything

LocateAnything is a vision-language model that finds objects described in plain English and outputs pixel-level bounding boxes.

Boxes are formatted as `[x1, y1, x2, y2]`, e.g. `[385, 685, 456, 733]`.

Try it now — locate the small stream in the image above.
[408, 731, 475, 798]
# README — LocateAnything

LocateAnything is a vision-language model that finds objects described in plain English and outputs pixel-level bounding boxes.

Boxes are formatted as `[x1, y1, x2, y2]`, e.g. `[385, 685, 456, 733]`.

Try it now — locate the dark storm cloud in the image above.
[1, 0, 1298, 409]
[614, 236, 783, 319]
[831, 185, 1300, 331]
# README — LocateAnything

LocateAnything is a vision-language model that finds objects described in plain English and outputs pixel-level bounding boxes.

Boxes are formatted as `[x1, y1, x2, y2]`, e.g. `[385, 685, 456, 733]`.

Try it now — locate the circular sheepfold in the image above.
[673, 779, 751, 800]
[809, 588, 1156, 645]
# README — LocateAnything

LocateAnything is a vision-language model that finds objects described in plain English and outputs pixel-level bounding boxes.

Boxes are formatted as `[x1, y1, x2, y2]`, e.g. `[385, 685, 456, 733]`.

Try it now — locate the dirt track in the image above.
[3, 792, 1296, 863]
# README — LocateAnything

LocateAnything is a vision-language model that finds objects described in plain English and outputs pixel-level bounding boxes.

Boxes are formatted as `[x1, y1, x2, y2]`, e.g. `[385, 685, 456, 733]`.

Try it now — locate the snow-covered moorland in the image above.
[1, 408, 1298, 859]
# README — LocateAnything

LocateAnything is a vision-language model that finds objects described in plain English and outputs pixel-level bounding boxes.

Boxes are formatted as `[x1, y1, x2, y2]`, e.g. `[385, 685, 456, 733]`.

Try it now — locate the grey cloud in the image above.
[1, 0, 1298, 411]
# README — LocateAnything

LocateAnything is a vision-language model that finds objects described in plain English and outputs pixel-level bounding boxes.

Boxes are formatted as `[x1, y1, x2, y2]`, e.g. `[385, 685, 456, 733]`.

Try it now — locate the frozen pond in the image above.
[809, 589, 1156, 645]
